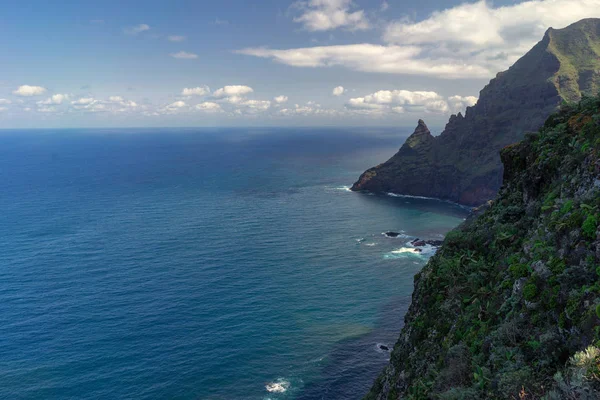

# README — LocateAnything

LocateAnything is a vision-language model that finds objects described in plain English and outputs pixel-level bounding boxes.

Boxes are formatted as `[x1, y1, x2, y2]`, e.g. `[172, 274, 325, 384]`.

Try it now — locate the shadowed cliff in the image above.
[352, 18, 600, 206]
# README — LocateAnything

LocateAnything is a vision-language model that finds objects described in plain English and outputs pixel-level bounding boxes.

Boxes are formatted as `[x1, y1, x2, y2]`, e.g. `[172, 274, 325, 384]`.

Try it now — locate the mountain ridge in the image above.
[351, 18, 600, 206]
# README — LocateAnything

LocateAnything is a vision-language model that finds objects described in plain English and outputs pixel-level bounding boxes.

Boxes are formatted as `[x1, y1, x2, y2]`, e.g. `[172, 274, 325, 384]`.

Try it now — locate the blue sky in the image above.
[0, 0, 598, 128]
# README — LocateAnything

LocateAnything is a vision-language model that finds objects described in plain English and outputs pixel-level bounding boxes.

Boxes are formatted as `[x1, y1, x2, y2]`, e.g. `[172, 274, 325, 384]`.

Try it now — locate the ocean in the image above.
[0, 128, 468, 399]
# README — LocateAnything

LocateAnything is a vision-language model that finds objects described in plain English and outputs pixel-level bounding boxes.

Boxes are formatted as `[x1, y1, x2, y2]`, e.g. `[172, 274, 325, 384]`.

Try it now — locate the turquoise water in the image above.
[0, 128, 467, 399]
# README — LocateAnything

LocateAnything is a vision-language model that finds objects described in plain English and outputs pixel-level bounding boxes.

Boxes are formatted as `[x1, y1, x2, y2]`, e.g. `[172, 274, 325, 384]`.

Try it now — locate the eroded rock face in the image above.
[352, 19, 600, 207]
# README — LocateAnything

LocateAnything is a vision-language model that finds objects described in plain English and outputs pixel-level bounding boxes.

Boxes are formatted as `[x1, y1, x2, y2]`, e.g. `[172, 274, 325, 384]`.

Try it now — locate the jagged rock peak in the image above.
[412, 119, 431, 136]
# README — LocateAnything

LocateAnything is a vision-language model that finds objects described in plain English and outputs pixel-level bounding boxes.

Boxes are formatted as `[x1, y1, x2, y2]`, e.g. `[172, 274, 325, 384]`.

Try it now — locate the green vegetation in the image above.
[365, 93, 600, 399]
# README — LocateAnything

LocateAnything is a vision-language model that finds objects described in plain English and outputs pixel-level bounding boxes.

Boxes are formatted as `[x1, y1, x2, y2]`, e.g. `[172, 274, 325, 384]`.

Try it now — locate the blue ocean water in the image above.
[0, 128, 468, 400]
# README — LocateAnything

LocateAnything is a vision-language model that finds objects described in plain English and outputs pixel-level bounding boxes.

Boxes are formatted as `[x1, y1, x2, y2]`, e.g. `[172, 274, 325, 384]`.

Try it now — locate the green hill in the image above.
[365, 94, 600, 399]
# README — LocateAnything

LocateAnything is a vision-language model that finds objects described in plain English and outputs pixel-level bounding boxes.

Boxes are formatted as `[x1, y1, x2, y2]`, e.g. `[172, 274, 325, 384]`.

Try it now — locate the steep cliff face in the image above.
[352, 18, 600, 207]
[365, 95, 600, 399]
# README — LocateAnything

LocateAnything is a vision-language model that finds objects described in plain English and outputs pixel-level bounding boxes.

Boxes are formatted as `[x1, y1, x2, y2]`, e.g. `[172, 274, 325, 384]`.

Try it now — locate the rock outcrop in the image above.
[364, 93, 600, 399]
[352, 18, 600, 206]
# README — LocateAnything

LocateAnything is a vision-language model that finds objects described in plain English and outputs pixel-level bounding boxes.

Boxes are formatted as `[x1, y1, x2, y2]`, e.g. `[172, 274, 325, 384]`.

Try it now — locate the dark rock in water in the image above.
[379, 344, 389, 351]
[351, 18, 600, 207]
[384, 232, 400, 237]
[411, 238, 443, 247]
[414, 248, 422, 253]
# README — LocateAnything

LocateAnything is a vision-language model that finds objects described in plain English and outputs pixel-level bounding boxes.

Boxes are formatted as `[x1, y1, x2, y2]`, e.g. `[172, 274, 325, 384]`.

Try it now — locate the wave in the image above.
[265, 378, 290, 393]
[332, 185, 352, 192]
[385, 192, 472, 209]
[384, 242, 438, 259]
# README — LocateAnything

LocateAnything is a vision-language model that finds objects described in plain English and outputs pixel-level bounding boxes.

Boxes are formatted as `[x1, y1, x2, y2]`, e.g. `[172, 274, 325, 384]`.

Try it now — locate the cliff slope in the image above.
[365, 94, 600, 399]
[352, 18, 600, 206]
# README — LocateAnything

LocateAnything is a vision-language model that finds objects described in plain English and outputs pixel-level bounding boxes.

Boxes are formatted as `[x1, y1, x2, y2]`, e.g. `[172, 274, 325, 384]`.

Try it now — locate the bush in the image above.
[582, 214, 598, 239]
[523, 283, 538, 301]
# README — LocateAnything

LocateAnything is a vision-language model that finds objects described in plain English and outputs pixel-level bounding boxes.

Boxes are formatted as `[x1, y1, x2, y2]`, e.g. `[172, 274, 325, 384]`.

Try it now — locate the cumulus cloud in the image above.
[239, 99, 271, 112]
[278, 101, 339, 117]
[72, 97, 96, 105]
[383, 0, 600, 73]
[170, 51, 198, 59]
[447, 95, 478, 113]
[213, 85, 254, 98]
[168, 35, 186, 42]
[293, 0, 369, 31]
[347, 90, 478, 115]
[182, 86, 210, 96]
[108, 96, 124, 102]
[195, 102, 223, 112]
[240, 0, 600, 79]
[13, 85, 47, 96]
[0, 99, 12, 105]
[168, 101, 187, 108]
[332, 86, 345, 96]
[274, 95, 289, 103]
[124, 24, 150, 35]
[38, 94, 69, 105]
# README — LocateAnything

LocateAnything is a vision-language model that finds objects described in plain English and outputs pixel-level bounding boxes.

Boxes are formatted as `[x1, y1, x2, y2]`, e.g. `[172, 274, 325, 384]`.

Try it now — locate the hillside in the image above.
[352, 18, 600, 206]
[365, 94, 600, 399]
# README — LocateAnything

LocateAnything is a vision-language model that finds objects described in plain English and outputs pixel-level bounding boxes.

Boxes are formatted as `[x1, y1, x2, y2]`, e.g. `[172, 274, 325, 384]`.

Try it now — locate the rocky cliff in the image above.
[365, 94, 600, 399]
[352, 18, 600, 206]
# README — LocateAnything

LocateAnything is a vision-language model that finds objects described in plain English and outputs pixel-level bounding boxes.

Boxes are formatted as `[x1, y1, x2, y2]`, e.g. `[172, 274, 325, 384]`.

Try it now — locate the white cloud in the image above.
[293, 0, 369, 31]
[0, 107, 7, 112]
[124, 24, 150, 35]
[237, 44, 490, 79]
[383, 0, 600, 73]
[182, 86, 210, 96]
[37, 106, 59, 113]
[168, 101, 187, 108]
[380, 1, 389, 12]
[278, 101, 339, 117]
[240, 0, 600, 79]
[274, 95, 289, 103]
[239, 99, 271, 112]
[346, 97, 385, 110]
[13, 85, 47, 96]
[332, 86, 345, 96]
[213, 85, 254, 98]
[72, 97, 96, 105]
[38, 94, 69, 105]
[447, 95, 478, 113]
[346, 90, 477, 115]
[108, 96, 124, 102]
[170, 51, 198, 59]
[195, 102, 223, 112]
[168, 35, 186, 42]
[0, 99, 12, 105]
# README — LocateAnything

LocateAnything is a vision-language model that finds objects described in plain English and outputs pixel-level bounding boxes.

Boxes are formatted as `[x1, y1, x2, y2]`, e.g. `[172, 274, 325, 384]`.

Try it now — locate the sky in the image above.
[0, 0, 599, 129]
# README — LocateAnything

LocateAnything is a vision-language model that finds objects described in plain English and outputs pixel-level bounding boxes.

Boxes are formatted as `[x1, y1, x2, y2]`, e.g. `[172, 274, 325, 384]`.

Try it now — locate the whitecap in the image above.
[384, 242, 438, 259]
[365, 243, 376, 247]
[266, 379, 290, 393]
[332, 185, 352, 192]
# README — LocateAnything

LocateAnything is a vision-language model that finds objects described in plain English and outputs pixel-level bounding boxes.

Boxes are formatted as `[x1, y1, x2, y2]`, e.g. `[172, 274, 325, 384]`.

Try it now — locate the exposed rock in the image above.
[352, 19, 600, 207]
[384, 231, 401, 237]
